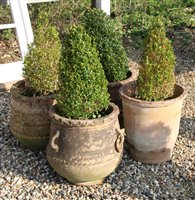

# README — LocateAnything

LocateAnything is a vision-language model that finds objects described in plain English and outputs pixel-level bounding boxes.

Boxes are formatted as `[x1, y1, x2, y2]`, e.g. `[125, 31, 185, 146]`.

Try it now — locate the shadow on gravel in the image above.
[1, 131, 194, 198]
[105, 143, 195, 199]
[173, 30, 195, 75]
[0, 111, 194, 199]
[0, 128, 67, 185]
[105, 115, 195, 199]
[179, 116, 195, 141]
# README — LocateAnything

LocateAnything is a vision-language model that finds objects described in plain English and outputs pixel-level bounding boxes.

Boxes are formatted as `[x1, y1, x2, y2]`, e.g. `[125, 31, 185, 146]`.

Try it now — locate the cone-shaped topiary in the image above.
[57, 25, 110, 119]
[23, 12, 62, 96]
[81, 8, 128, 82]
[137, 18, 176, 101]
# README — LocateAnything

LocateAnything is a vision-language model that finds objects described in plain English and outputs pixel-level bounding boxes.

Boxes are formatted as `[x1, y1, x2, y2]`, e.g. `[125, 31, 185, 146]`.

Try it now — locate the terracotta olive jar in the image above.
[108, 62, 139, 128]
[9, 14, 61, 150]
[10, 80, 54, 150]
[46, 103, 124, 185]
[119, 82, 187, 164]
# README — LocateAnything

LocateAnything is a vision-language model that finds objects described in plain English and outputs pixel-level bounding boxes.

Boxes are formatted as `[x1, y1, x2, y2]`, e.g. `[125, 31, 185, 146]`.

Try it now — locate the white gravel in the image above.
[0, 40, 194, 199]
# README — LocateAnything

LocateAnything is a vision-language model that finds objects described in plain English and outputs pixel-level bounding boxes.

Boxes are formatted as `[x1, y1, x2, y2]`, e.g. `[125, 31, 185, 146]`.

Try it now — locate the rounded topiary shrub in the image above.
[23, 12, 62, 96]
[57, 25, 110, 119]
[81, 8, 128, 82]
[137, 18, 176, 101]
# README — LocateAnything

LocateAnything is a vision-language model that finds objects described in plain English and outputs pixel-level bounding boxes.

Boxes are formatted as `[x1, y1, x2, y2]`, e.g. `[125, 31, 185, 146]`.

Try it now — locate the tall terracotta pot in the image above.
[46, 103, 124, 185]
[108, 63, 138, 128]
[10, 80, 54, 150]
[120, 82, 187, 164]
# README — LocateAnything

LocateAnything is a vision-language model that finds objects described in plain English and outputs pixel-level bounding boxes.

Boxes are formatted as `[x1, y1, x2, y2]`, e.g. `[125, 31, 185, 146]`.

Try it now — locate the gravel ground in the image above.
[0, 37, 195, 199]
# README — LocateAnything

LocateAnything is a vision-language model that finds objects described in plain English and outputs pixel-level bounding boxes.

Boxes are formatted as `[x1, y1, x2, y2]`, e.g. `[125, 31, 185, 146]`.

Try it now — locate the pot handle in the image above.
[51, 130, 60, 152]
[115, 128, 125, 153]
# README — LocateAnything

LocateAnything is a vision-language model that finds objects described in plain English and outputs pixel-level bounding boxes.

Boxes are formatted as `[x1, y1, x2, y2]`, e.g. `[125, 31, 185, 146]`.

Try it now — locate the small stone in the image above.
[191, 123, 195, 131]
[5, 177, 11, 182]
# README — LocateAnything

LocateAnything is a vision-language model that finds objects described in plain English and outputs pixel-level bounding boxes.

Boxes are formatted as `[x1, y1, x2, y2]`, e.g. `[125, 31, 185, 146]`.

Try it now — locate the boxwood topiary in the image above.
[57, 25, 110, 119]
[23, 12, 62, 96]
[81, 8, 128, 82]
[137, 18, 176, 101]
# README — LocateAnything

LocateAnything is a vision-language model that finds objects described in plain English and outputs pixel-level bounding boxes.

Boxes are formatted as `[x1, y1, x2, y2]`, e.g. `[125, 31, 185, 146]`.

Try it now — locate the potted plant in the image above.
[119, 18, 187, 164]
[80, 8, 138, 127]
[46, 25, 124, 185]
[10, 13, 62, 150]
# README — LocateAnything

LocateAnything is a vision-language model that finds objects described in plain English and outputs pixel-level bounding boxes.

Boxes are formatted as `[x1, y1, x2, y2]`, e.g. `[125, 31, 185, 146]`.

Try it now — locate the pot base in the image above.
[69, 179, 103, 186]
[14, 133, 49, 150]
[128, 144, 172, 164]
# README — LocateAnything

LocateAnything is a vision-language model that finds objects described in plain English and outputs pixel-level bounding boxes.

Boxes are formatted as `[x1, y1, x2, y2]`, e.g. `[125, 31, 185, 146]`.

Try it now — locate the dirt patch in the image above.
[0, 34, 21, 64]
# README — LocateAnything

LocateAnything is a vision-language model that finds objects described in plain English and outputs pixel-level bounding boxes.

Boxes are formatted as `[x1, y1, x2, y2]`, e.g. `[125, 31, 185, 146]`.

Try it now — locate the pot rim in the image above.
[119, 83, 187, 108]
[10, 80, 54, 103]
[50, 102, 119, 127]
[108, 62, 139, 88]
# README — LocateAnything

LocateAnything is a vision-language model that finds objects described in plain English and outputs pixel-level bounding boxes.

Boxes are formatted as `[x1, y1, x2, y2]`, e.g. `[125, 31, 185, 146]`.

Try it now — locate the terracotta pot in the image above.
[46, 103, 124, 185]
[120, 82, 187, 164]
[108, 63, 138, 128]
[10, 80, 54, 150]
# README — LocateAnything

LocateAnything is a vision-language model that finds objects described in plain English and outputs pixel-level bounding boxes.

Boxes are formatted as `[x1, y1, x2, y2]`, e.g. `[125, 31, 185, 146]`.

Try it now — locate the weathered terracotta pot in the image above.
[46, 103, 124, 185]
[10, 80, 54, 150]
[108, 63, 138, 128]
[120, 82, 187, 164]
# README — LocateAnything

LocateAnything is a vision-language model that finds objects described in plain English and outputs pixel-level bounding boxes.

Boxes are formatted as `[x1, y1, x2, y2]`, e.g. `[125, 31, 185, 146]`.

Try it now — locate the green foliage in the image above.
[23, 12, 62, 96]
[0, 29, 14, 41]
[137, 18, 176, 101]
[1, 0, 194, 40]
[57, 25, 110, 119]
[28, 0, 91, 38]
[111, 0, 195, 37]
[182, 0, 195, 7]
[0, 5, 12, 24]
[0, 5, 14, 41]
[81, 9, 129, 82]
